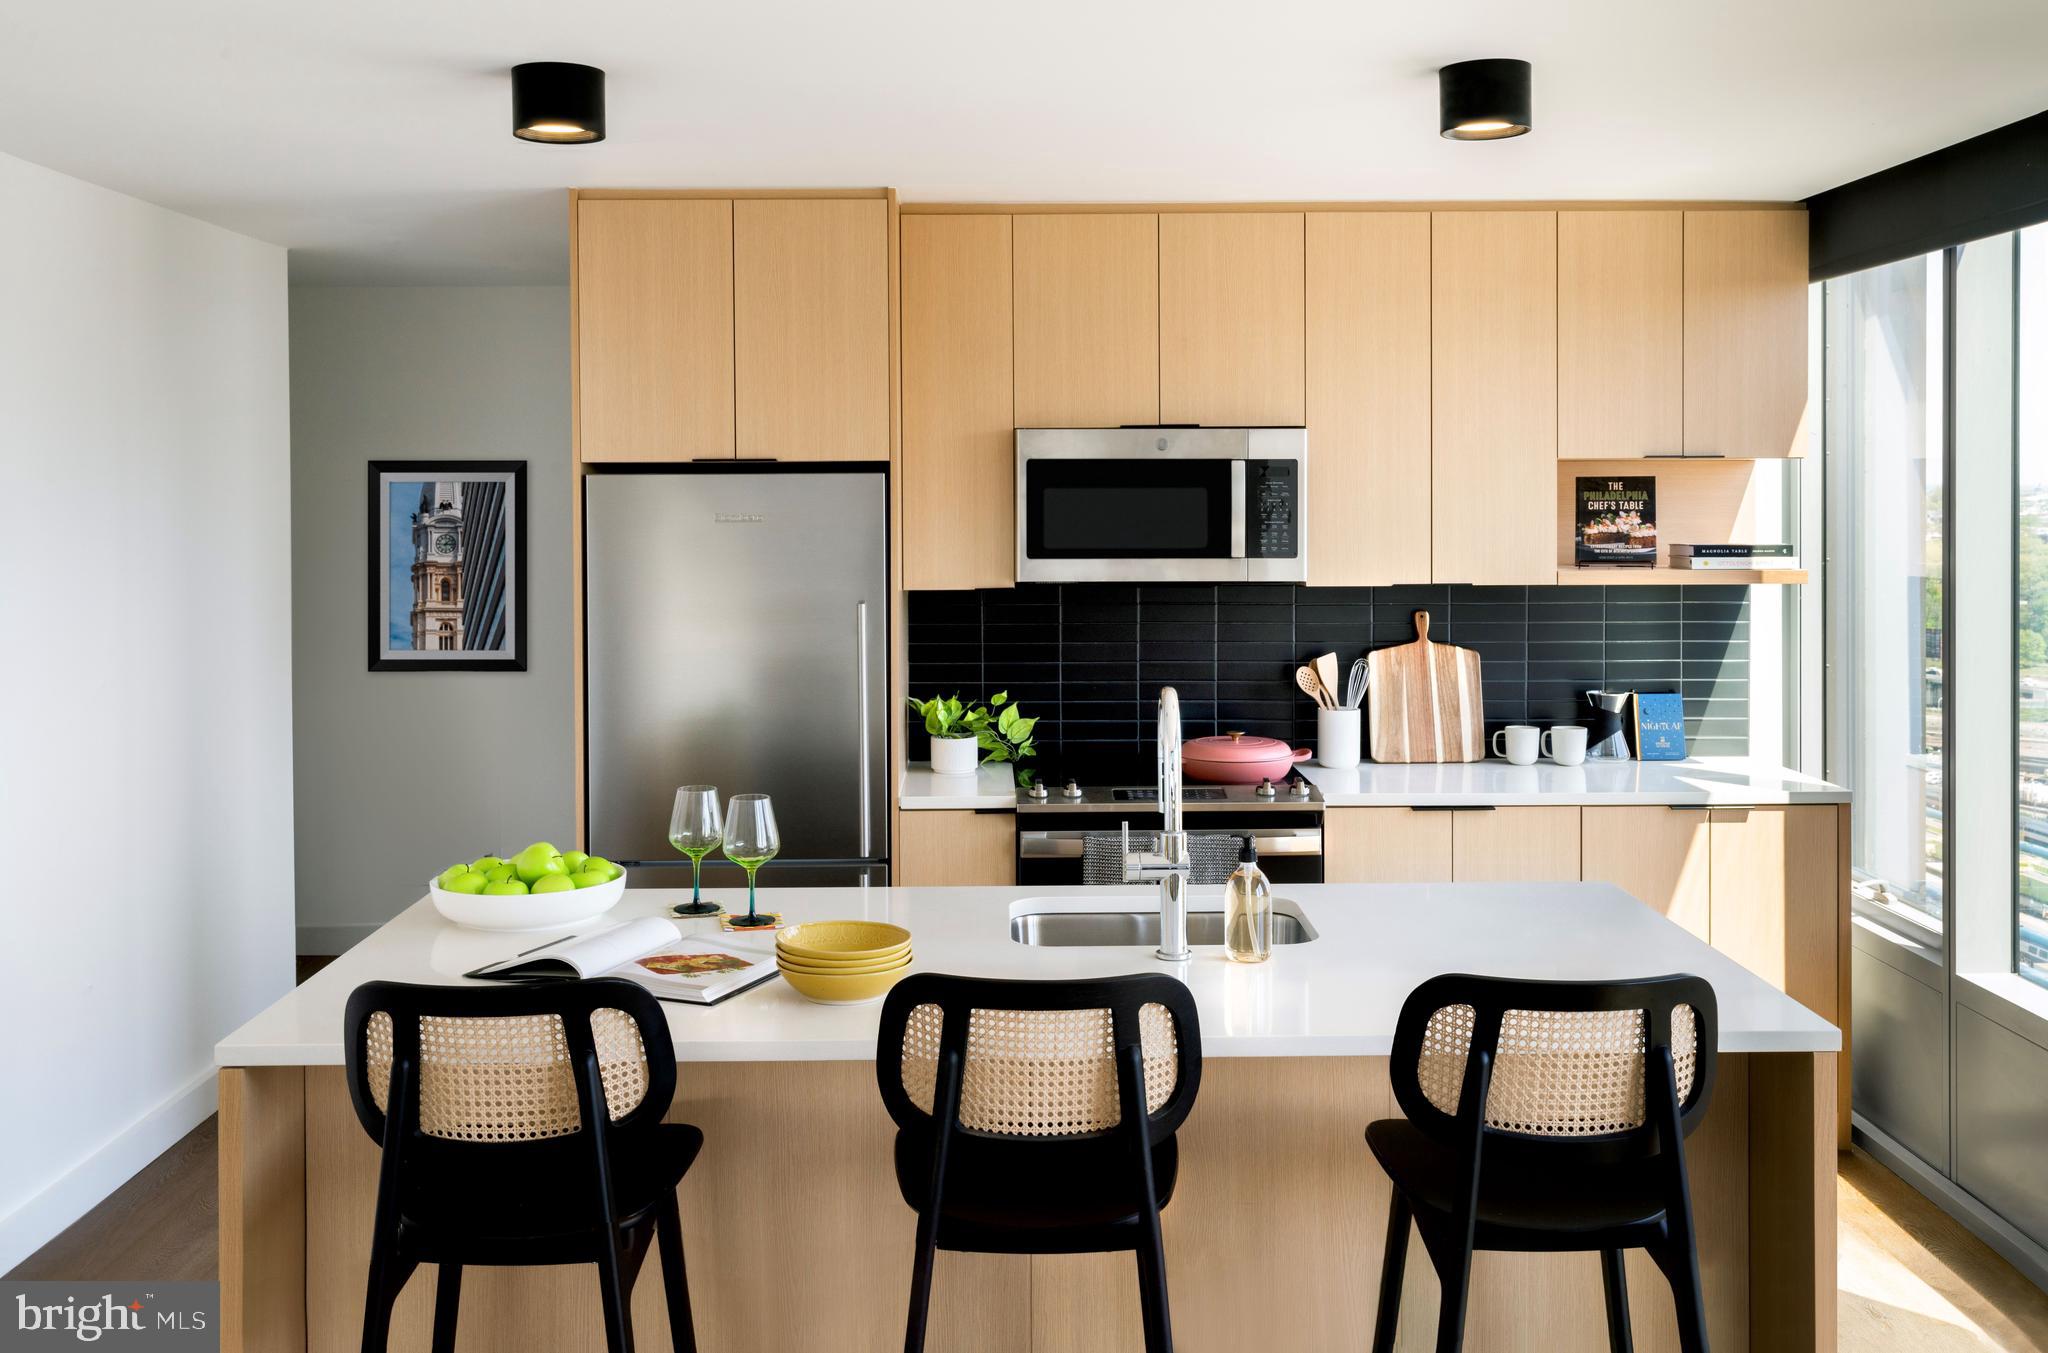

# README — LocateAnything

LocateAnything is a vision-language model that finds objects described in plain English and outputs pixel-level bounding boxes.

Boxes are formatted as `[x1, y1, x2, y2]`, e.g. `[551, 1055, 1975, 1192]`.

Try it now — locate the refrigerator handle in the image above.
[856, 599, 871, 858]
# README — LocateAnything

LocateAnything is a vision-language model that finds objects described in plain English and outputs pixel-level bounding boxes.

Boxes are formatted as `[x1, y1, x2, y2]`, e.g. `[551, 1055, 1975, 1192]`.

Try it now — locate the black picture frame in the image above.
[367, 460, 528, 672]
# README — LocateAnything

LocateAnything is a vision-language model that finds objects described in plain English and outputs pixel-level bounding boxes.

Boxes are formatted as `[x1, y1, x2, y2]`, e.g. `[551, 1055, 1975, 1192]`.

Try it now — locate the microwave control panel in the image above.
[1248, 459, 1298, 559]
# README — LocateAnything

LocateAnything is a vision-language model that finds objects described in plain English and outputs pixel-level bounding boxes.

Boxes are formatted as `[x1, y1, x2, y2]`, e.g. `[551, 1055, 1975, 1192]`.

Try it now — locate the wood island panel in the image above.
[217, 1066, 305, 1353]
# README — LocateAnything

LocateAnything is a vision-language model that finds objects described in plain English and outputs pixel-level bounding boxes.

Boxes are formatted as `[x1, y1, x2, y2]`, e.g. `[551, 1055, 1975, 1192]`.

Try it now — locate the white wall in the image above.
[0, 151, 293, 1272]
[288, 287, 573, 953]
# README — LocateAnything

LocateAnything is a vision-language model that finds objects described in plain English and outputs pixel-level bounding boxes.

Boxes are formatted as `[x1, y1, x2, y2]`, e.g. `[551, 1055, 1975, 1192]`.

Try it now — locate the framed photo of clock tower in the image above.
[368, 460, 527, 672]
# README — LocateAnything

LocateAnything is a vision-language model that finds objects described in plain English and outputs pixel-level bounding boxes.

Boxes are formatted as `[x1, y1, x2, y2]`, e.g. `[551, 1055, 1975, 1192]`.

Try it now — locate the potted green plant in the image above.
[907, 691, 1038, 777]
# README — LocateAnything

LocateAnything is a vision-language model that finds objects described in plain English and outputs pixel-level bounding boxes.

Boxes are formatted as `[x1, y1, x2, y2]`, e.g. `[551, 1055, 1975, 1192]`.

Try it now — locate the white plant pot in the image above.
[929, 735, 981, 776]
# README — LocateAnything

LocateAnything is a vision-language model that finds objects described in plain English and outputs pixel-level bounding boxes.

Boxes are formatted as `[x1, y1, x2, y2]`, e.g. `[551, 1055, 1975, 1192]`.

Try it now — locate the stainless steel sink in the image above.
[1009, 899, 1317, 947]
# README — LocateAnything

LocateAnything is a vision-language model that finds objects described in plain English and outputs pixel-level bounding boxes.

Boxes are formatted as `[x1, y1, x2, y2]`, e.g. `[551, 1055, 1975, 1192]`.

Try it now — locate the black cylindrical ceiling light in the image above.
[1438, 58, 1532, 140]
[512, 62, 605, 143]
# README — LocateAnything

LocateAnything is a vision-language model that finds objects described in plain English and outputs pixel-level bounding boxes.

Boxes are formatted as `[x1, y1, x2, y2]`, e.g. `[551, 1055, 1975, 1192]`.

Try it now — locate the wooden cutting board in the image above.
[1366, 610, 1485, 763]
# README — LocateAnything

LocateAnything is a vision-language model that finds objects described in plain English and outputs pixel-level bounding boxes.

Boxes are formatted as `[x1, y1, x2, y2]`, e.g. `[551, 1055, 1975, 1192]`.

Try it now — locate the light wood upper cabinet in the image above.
[902, 215, 1014, 590]
[576, 198, 735, 461]
[1324, 807, 1454, 883]
[1684, 210, 1810, 458]
[1159, 212, 1306, 427]
[1431, 211, 1557, 584]
[1709, 805, 1838, 1019]
[1558, 211, 1684, 458]
[1452, 807, 1582, 881]
[1305, 212, 1431, 585]
[1583, 805, 1711, 939]
[733, 198, 890, 460]
[1013, 213, 1159, 427]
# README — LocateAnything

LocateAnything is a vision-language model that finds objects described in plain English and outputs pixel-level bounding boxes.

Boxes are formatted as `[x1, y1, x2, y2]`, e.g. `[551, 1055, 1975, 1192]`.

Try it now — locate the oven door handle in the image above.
[1018, 828, 1321, 859]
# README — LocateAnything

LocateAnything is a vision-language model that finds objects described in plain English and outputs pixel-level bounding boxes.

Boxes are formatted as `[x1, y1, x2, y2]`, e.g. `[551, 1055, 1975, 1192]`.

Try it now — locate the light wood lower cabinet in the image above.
[1450, 806, 1582, 881]
[1324, 807, 1452, 882]
[1583, 805, 1712, 939]
[895, 810, 1015, 886]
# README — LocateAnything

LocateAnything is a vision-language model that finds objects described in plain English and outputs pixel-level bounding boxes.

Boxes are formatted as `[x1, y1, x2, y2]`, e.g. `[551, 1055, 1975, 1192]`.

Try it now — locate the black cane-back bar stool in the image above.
[1367, 973, 1719, 1353]
[875, 972, 1203, 1353]
[342, 978, 701, 1353]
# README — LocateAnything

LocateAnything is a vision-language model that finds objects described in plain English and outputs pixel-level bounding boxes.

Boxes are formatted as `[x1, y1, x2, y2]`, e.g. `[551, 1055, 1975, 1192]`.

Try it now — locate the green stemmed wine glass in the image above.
[720, 793, 780, 927]
[667, 786, 723, 917]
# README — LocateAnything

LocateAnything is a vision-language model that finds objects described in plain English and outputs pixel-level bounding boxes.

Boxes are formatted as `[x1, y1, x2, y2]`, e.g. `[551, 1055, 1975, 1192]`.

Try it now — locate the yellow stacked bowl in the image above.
[776, 921, 912, 1004]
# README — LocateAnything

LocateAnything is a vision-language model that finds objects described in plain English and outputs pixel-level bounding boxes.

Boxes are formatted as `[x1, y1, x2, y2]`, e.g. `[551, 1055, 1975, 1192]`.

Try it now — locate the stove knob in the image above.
[1290, 777, 1310, 798]
[1025, 780, 1049, 800]
[1256, 778, 1277, 798]
[1060, 779, 1084, 799]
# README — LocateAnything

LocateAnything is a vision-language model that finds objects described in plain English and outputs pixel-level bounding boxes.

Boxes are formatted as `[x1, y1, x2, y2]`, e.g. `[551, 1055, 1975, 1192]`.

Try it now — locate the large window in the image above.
[1828, 252, 1944, 931]
[2020, 223, 2048, 989]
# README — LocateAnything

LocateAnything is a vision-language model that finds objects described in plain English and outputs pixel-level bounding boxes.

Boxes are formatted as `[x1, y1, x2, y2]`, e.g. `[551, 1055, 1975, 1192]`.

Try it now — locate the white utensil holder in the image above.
[1317, 708, 1362, 769]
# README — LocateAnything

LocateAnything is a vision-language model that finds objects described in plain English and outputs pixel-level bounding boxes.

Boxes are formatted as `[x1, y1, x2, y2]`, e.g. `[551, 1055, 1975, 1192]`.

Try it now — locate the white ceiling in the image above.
[5, 0, 2045, 284]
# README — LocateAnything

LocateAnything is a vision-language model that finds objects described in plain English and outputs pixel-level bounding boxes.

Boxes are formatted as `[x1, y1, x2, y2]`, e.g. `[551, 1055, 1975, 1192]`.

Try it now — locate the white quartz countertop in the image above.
[899, 761, 1017, 810]
[1296, 757, 1848, 807]
[217, 882, 1838, 1066]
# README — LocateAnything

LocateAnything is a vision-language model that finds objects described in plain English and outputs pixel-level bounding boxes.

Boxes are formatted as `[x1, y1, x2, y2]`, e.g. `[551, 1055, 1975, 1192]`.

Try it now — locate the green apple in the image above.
[485, 863, 516, 884]
[512, 842, 566, 884]
[437, 863, 471, 889]
[469, 854, 506, 874]
[570, 870, 609, 890]
[560, 850, 590, 874]
[581, 856, 622, 882]
[531, 874, 576, 894]
[482, 878, 529, 896]
[441, 870, 488, 895]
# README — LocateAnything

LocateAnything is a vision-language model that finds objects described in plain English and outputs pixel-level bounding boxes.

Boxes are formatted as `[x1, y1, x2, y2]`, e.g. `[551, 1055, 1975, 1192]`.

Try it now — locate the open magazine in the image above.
[465, 916, 779, 1005]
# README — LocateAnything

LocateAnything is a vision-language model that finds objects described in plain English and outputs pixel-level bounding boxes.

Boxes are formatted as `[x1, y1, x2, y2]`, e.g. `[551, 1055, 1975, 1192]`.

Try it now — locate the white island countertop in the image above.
[1296, 756, 1848, 807]
[218, 882, 1838, 1066]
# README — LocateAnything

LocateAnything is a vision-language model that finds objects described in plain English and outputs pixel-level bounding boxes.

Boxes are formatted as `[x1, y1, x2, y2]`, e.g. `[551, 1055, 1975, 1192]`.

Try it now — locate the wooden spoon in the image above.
[1295, 665, 1332, 709]
[1313, 653, 1342, 709]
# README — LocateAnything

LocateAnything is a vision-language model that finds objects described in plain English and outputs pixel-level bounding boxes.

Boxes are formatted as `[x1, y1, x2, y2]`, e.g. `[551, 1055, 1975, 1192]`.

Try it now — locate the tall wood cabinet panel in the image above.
[1582, 806, 1711, 939]
[1683, 210, 1810, 458]
[1431, 211, 1557, 584]
[1013, 213, 1159, 428]
[902, 215, 1014, 589]
[733, 198, 890, 460]
[1324, 807, 1453, 883]
[1558, 211, 1684, 458]
[1158, 212, 1306, 427]
[1708, 806, 1838, 1020]
[575, 198, 735, 461]
[896, 810, 1015, 886]
[1305, 212, 1432, 585]
[1451, 807, 1582, 882]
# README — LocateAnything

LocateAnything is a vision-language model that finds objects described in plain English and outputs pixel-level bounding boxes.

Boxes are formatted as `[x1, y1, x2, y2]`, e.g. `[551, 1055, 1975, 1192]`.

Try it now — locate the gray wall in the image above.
[290, 286, 573, 952]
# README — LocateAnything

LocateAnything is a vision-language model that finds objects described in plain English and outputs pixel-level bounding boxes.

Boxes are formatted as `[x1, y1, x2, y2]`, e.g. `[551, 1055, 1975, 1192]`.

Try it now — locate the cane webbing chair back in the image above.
[878, 973, 1201, 1144]
[1392, 974, 1717, 1159]
[345, 978, 677, 1147]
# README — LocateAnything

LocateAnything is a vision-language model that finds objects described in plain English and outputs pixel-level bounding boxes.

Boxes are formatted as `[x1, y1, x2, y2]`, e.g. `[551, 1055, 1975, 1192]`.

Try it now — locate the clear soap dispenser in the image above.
[1223, 834, 1272, 963]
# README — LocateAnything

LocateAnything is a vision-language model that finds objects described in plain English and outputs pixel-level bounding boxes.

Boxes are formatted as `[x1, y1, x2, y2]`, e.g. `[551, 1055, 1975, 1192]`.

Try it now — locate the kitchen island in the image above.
[218, 883, 1838, 1352]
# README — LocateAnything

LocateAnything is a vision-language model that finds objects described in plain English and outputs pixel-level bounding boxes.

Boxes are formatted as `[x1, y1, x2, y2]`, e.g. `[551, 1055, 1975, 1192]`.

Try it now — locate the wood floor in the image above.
[8, 1001, 2047, 1353]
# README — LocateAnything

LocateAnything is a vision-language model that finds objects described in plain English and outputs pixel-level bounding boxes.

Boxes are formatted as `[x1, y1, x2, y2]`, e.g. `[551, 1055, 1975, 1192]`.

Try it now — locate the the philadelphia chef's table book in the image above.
[1575, 476, 1658, 567]
[466, 916, 779, 1005]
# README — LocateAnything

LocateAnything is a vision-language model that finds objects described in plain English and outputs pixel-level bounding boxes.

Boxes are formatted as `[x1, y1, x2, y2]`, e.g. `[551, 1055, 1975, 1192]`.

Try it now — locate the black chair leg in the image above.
[1600, 1250, 1633, 1353]
[655, 1193, 699, 1353]
[1135, 1227, 1173, 1353]
[359, 1238, 414, 1353]
[431, 1263, 462, 1353]
[1433, 1245, 1472, 1353]
[1370, 1193, 1411, 1353]
[1652, 1239, 1711, 1353]
[903, 1206, 941, 1353]
[596, 1230, 637, 1353]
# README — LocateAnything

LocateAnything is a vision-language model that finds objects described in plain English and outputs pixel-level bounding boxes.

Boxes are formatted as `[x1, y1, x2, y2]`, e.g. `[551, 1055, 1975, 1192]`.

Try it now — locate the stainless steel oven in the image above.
[1013, 779, 1324, 886]
[1015, 427, 1307, 583]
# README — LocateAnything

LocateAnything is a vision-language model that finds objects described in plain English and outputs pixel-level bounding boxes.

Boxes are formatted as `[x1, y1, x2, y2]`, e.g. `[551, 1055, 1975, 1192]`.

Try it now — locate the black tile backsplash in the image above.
[908, 584, 1751, 766]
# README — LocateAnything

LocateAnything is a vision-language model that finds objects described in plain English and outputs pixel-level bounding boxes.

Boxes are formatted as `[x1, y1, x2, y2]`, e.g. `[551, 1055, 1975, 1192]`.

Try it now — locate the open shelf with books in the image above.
[1553, 458, 1808, 586]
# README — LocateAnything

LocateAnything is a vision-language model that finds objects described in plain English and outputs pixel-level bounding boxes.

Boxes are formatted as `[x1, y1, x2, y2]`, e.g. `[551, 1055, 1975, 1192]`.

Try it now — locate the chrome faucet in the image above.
[1122, 687, 1191, 961]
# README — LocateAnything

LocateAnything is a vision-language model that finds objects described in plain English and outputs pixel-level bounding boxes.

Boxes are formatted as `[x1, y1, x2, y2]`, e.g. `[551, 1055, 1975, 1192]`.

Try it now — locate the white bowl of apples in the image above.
[429, 842, 628, 933]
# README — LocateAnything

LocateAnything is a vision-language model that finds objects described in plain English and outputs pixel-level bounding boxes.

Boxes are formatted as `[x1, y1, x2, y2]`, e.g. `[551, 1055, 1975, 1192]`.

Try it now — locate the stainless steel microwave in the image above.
[1015, 427, 1307, 583]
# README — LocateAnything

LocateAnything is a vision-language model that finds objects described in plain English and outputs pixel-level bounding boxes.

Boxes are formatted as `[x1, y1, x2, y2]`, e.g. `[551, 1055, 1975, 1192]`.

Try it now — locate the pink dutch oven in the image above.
[1181, 730, 1312, 785]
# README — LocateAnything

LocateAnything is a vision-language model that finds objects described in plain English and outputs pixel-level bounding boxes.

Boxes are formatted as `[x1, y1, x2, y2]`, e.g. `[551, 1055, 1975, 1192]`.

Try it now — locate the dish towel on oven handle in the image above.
[1080, 831, 1246, 887]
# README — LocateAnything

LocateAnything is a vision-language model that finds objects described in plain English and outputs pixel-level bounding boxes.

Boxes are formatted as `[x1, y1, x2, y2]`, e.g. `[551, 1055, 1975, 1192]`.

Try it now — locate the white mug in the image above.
[1491, 724, 1540, 766]
[1544, 725, 1588, 766]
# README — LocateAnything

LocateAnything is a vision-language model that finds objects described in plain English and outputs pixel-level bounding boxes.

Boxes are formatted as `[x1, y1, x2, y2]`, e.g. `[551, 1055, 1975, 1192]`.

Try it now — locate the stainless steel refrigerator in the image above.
[583, 468, 889, 887]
